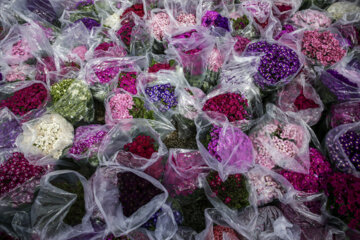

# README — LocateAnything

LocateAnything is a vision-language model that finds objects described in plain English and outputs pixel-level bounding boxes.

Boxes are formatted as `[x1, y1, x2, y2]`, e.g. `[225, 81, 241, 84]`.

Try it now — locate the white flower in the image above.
[104, 13, 121, 29]
[16, 113, 74, 160]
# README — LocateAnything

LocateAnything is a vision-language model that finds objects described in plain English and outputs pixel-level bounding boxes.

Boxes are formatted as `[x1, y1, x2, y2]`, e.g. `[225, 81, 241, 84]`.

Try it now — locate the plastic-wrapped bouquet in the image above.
[68, 124, 110, 165]
[0, 152, 48, 207]
[249, 105, 311, 173]
[328, 100, 360, 128]
[324, 172, 360, 231]
[325, 122, 360, 175]
[0, 81, 48, 117]
[290, 9, 332, 29]
[16, 113, 74, 161]
[196, 113, 255, 180]
[105, 91, 156, 125]
[50, 78, 94, 124]
[206, 171, 250, 210]
[277, 74, 324, 126]
[244, 40, 301, 90]
[279, 147, 332, 194]
[301, 29, 347, 67]
[92, 166, 167, 236]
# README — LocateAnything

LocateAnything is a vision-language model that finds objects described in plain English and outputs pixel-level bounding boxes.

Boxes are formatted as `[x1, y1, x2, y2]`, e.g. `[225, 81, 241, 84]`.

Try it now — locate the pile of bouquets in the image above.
[0, 0, 360, 239]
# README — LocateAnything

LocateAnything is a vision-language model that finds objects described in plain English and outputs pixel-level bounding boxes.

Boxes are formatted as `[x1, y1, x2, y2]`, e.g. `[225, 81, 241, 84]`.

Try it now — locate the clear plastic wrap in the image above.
[327, 100, 360, 129]
[272, 0, 302, 22]
[0, 80, 49, 121]
[166, 26, 215, 89]
[289, 9, 332, 29]
[92, 166, 168, 237]
[98, 119, 169, 171]
[247, 166, 292, 206]
[138, 203, 179, 240]
[249, 104, 311, 174]
[163, 149, 209, 197]
[327, 1, 360, 23]
[241, 0, 280, 37]
[164, 0, 198, 28]
[319, 68, 360, 102]
[16, 112, 74, 163]
[277, 73, 324, 126]
[31, 170, 98, 240]
[325, 122, 360, 176]
[200, 171, 257, 239]
[198, 208, 247, 239]
[85, 56, 146, 101]
[195, 113, 255, 181]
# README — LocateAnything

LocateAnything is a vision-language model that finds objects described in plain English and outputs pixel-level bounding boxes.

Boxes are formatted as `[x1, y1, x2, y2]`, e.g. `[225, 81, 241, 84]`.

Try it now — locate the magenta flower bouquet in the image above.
[201, 85, 262, 128]
[0, 152, 49, 208]
[0, 81, 49, 119]
[85, 58, 139, 101]
[279, 147, 333, 194]
[324, 172, 360, 231]
[167, 27, 215, 90]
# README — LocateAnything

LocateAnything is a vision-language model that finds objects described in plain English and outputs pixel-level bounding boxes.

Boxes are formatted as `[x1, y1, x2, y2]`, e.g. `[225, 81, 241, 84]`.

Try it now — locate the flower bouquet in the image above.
[92, 166, 167, 237]
[279, 147, 332, 194]
[67, 124, 110, 166]
[98, 119, 168, 170]
[249, 104, 311, 173]
[247, 166, 288, 206]
[163, 149, 209, 197]
[0, 81, 48, 119]
[196, 113, 255, 180]
[301, 29, 347, 67]
[16, 113, 74, 161]
[167, 27, 215, 91]
[66, 0, 101, 31]
[324, 172, 360, 231]
[201, 86, 259, 128]
[0, 152, 49, 208]
[105, 91, 158, 125]
[277, 73, 324, 126]
[327, 100, 360, 129]
[325, 122, 360, 175]
[50, 78, 94, 124]
[244, 40, 301, 91]
[0, 108, 22, 153]
[319, 69, 360, 102]
[290, 9, 332, 29]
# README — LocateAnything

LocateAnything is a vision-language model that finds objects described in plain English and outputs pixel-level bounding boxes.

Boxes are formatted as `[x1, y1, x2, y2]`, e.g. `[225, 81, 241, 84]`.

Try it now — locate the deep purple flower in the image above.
[245, 41, 300, 89]
[75, 18, 100, 30]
